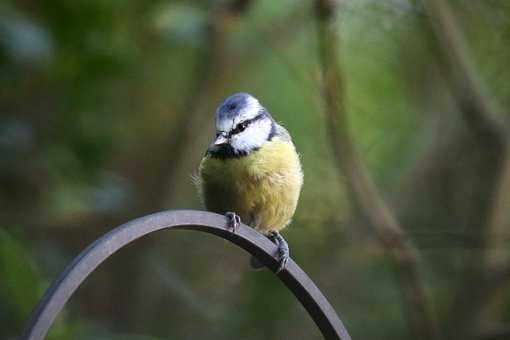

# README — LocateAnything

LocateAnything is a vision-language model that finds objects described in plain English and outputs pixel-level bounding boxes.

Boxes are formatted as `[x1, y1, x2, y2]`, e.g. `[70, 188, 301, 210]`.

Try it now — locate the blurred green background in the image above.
[2, 0, 510, 339]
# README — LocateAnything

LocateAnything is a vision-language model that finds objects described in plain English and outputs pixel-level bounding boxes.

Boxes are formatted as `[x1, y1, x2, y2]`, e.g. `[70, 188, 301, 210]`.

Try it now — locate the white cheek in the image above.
[230, 120, 271, 151]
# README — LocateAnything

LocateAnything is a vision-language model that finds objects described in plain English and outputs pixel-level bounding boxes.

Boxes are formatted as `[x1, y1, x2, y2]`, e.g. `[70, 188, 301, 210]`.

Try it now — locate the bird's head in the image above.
[208, 93, 275, 159]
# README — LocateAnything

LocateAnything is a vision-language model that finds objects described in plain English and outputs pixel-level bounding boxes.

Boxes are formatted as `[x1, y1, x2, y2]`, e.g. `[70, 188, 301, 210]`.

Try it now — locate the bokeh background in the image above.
[2, 0, 510, 339]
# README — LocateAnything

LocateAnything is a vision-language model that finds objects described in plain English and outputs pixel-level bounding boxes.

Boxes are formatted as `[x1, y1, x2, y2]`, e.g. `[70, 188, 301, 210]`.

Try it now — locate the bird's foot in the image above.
[268, 231, 289, 273]
[225, 212, 241, 233]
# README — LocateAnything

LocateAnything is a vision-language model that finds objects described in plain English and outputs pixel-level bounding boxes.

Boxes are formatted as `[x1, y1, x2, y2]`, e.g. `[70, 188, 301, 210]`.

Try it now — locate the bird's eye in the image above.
[232, 121, 248, 134]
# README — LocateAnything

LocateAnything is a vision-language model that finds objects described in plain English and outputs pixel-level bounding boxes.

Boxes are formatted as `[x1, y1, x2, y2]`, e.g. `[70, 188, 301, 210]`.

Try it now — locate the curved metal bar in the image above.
[22, 210, 351, 340]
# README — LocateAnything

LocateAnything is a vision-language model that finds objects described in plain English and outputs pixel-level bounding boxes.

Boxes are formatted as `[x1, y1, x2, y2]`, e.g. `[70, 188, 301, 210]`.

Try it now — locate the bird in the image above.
[197, 92, 303, 272]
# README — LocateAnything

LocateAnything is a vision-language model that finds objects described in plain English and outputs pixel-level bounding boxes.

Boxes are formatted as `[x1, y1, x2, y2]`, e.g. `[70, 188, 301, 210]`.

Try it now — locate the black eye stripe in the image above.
[231, 122, 247, 135]
[230, 113, 265, 135]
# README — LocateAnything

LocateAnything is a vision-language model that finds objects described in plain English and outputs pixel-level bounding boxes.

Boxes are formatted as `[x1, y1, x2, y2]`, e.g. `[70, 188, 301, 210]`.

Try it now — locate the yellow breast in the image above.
[198, 137, 303, 233]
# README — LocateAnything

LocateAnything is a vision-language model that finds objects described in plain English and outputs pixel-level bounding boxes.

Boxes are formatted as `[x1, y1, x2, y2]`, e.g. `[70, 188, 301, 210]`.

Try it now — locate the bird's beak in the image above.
[214, 132, 229, 145]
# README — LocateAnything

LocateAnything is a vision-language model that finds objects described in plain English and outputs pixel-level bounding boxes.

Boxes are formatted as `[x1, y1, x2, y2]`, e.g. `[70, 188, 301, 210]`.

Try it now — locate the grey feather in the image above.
[273, 122, 292, 142]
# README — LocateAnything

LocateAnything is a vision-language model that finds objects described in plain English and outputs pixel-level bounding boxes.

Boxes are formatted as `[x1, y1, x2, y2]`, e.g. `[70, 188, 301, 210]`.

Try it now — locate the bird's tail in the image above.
[249, 255, 265, 270]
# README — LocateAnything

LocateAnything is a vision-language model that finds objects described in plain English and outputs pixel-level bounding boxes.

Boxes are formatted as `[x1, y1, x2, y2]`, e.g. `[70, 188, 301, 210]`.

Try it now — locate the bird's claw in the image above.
[276, 253, 289, 273]
[225, 212, 241, 233]
[268, 231, 290, 273]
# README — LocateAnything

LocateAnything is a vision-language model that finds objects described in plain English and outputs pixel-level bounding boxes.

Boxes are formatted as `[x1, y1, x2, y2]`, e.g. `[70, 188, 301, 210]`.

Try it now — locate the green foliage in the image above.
[2, 0, 510, 339]
[0, 228, 43, 325]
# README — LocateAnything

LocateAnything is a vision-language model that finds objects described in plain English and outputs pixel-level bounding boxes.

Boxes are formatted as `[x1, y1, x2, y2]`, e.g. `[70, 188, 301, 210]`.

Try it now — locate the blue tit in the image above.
[197, 93, 303, 272]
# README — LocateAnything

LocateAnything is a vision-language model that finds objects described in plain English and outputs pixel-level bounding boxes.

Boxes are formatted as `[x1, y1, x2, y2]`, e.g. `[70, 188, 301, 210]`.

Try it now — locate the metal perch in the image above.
[21, 210, 352, 340]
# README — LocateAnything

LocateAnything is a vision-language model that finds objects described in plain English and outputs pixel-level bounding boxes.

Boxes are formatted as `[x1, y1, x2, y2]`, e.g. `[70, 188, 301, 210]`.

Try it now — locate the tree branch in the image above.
[421, 0, 507, 143]
[420, 1, 510, 336]
[314, 1, 440, 339]
[486, 150, 510, 266]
